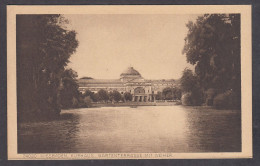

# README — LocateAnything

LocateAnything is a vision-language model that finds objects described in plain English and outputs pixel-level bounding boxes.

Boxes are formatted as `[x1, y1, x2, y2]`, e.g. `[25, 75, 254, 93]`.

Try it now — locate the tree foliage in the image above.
[162, 87, 182, 100]
[60, 69, 80, 108]
[180, 68, 198, 92]
[92, 93, 100, 102]
[113, 91, 122, 102]
[155, 92, 163, 100]
[97, 89, 109, 102]
[17, 15, 79, 120]
[180, 68, 204, 106]
[83, 96, 92, 107]
[84, 89, 94, 98]
[162, 87, 173, 100]
[108, 90, 122, 102]
[182, 14, 241, 108]
[183, 14, 240, 92]
[124, 92, 133, 101]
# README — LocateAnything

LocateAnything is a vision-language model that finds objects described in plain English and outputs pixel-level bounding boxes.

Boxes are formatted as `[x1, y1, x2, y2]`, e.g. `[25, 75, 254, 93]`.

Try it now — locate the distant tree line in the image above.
[181, 14, 241, 109]
[81, 88, 181, 104]
[81, 89, 133, 104]
[155, 87, 182, 100]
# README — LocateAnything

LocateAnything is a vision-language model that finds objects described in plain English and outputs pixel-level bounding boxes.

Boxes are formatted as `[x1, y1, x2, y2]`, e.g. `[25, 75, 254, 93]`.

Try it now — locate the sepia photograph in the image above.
[7, 5, 252, 159]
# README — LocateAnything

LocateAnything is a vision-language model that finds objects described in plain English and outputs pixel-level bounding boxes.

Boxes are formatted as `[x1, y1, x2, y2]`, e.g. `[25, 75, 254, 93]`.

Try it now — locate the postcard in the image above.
[7, 5, 252, 159]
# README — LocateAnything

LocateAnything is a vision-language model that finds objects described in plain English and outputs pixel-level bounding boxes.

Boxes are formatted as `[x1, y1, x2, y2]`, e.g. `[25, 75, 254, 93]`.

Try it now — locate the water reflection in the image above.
[185, 107, 241, 152]
[18, 106, 241, 153]
[18, 113, 81, 153]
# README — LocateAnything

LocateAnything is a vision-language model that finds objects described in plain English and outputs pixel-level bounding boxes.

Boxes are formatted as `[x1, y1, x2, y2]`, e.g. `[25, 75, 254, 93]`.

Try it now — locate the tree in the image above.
[108, 90, 122, 102]
[180, 68, 197, 92]
[108, 91, 114, 102]
[155, 92, 163, 100]
[60, 69, 79, 109]
[162, 87, 173, 100]
[182, 14, 241, 108]
[172, 87, 182, 100]
[162, 87, 182, 100]
[83, 96, 92, 107]
[72, 97, 79, 108]
[112, 90, 122, 102]
[92, 93, 100, 102]
[84, 90, 94, 99]
[98, 89, 109, 102]
[17, 15, 78, 120]
[180, 68, 204, 106]
[124, 92, 133, 101]
[183, 14, 240, 93]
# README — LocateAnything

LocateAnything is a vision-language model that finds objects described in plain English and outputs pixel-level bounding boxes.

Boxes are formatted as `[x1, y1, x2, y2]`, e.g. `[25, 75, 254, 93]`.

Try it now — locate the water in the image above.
[18, 106, 241, 153]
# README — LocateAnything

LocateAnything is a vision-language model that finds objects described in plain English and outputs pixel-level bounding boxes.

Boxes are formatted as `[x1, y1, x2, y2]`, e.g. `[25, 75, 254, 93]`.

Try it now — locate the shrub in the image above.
[92, 93, 99, 102]
[213, 93, 229, 109]
[98, 89, 109, 102]
[112, 90, 122, 102]
[181, 92, 193, 106]
[155, 92, 163, 100]
[205, 88, 217, 106]
[191, 88, 204, 106]
[72, 97, 79, 108]
[213, 90, 240, 109]
[228, 91, 241, 109]
[124, 92, 133, 101]
[83, 96, 92, 107]
[181, 89, 204, 106]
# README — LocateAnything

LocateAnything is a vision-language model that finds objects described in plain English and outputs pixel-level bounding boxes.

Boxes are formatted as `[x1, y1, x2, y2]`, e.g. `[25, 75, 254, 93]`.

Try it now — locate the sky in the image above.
[64, 14, 200, 79]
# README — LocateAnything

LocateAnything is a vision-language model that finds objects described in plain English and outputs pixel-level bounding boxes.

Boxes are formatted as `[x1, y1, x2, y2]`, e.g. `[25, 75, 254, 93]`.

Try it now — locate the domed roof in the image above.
[120, 67, 141, 77]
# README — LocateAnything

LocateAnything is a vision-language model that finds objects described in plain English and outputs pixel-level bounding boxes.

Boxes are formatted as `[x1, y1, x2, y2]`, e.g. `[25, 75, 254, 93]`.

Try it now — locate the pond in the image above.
[18, 105, 241, 153]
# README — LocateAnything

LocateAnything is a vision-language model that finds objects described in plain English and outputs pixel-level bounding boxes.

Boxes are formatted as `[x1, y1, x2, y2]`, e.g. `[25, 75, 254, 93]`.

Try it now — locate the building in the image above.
[78, 67, 178, 102]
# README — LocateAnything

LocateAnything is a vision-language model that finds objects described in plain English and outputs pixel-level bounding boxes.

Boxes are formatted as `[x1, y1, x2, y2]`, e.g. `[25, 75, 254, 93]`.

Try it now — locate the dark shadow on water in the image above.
[18, 113, 81, 153]
[185, 109, 241, 152]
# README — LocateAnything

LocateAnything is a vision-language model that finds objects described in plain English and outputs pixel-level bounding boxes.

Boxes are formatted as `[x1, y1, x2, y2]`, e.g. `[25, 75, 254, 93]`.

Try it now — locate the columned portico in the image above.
[132, 95, 152, 102]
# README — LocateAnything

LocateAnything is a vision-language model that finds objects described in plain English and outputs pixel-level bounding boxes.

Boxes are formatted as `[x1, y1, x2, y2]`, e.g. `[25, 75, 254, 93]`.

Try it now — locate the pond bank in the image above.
[90, 101, 181, 108]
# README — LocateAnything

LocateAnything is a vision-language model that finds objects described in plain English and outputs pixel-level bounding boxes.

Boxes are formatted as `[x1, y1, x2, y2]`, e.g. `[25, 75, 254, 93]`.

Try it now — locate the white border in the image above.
[7, 5, 252, 160]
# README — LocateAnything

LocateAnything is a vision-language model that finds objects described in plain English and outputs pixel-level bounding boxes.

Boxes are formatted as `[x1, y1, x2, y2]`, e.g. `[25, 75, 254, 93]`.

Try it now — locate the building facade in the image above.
[78, 67, 178, 102]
